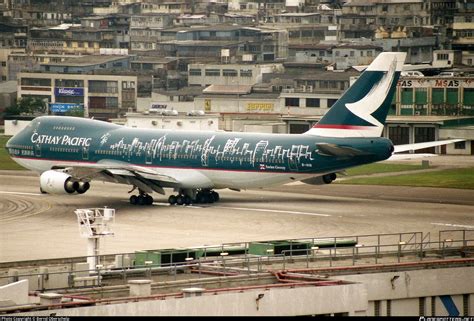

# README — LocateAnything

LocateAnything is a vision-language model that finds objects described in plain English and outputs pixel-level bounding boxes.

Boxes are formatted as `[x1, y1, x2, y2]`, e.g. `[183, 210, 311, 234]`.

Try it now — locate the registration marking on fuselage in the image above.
[0, 191, 44, 197]
[212, 206, 331, 217]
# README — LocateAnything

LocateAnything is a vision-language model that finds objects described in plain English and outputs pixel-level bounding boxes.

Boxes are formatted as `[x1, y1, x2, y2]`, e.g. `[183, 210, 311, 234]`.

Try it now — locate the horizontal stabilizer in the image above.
[386, 153, 437, 161]
[316, 143, 369, 157]
[393, 139, 464, 154]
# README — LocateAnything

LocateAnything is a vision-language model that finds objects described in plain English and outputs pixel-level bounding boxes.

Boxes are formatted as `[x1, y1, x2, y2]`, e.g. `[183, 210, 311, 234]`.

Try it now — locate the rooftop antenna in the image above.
[75, 207, 115, 272]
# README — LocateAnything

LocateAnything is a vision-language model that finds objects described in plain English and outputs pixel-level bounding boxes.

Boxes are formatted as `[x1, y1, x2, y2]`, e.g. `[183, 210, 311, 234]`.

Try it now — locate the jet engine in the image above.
[301, 173, 337, 185]
[39, 170, 90, 194]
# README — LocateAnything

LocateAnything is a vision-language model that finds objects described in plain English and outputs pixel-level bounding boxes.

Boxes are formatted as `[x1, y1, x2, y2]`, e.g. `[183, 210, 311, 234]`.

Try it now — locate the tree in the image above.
[5, 97, 47, 116]
[64, 106, 85, 118]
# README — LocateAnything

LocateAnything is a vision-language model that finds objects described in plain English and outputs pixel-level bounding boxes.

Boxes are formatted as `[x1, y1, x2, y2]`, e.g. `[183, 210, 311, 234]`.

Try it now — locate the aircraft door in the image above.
[34, 143, 41, 157]
[145, 147, 152, 164]
[82, 146, 89, 160]
[288, 145, 300, 171]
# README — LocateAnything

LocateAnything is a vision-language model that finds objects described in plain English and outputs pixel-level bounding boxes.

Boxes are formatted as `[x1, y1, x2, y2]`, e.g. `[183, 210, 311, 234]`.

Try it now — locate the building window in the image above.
[285, 97, 300, 107]
[350, 51, 355, 57]
[367, 51, 373, 57]
[240, 69, 252, 77]
[222, 69, 238, 77]
[306, 98, 320, 108]
[437, 53, 449, 60]
[205, 69, 220, 76]
[89, 80, 118, 94]
[327, 99, 338, 107]
[21, 78, 51, 86]
[189, 69, 201, 76]
[55, 79, 84, 87]
[454, 141, 466, 149]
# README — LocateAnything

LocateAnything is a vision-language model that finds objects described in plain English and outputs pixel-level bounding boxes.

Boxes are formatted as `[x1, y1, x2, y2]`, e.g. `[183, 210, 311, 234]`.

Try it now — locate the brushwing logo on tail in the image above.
[345, 58, 397, 128]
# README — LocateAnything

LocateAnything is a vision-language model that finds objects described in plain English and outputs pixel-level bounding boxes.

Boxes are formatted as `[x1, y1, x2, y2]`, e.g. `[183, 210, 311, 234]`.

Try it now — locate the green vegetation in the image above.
[65, 106, 85, 118]
[337, 167, 474, 189]
[5, 97, 46, 116]
[343, 163, 424, 176]
[0, 136, 26, 170]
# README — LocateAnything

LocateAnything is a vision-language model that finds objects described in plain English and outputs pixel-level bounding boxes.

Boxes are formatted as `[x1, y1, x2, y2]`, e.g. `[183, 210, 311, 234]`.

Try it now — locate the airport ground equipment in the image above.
[74, 207, 115, 272]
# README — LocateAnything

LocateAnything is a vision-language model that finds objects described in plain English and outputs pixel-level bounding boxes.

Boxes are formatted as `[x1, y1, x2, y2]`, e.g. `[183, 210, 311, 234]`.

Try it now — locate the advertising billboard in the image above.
[54, 87, 84, 96]
[49, 103, 83, 113]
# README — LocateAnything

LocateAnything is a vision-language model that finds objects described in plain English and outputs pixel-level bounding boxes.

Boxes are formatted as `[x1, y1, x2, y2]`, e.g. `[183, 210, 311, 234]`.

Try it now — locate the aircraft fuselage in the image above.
[7, 116, 393, 189]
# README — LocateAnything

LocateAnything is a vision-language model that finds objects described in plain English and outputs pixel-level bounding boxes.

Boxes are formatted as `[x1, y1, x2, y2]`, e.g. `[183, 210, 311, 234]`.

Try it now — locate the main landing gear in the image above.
[168, 189, 219, 206]
[129, 193, 154, 206]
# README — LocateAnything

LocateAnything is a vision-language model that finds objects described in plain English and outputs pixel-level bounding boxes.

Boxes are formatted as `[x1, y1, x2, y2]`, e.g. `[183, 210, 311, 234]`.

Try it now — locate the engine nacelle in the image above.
[39, 170, 90, 194]
[301, 173, 337, 185]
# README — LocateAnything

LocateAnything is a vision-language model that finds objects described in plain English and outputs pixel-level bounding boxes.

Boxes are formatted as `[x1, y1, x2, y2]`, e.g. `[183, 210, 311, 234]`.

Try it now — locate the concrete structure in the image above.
[6, 51, 80, 82]
[291, 43, 383, 69]
[157, 25, 289, 63]
[0, 48, 23, 81]
[2, 234, 474, 316]
[129, 14, 175, 52]
[0, 280, 29, 307]
[4, 119, 30, 136]
[122, 112, 219, 131]
[39, 55, 132, 74]
[452, 2, 474, 51]
[17, 72, 138, 120]
[0, 81, 16, 125]
[188, 63, 284, 87]
[0, 18, 28, 49]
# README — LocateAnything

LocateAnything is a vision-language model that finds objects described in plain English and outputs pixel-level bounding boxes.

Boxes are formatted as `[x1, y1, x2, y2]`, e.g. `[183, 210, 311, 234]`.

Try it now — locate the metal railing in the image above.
[1, 230, 473, 292]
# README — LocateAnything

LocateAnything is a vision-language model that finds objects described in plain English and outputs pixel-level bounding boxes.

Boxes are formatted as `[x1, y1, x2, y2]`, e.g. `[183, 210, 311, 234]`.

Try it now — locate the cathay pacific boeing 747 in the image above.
[5, 52, 462, 205]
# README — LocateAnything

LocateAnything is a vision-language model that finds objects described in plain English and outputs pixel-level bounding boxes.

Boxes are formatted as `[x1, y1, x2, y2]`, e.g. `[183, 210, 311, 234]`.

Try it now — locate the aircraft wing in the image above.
[51, 160, 180, 195]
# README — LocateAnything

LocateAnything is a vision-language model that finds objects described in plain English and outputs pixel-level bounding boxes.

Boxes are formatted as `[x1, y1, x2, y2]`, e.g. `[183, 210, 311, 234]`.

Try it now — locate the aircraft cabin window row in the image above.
[52, 126, 76, 131]
[9, 144, 32, 150]
[50, 147, 79, 153]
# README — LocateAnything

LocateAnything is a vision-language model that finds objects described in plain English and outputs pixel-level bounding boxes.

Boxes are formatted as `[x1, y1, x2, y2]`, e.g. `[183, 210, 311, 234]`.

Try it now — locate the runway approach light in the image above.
[75, 207, 115, 272]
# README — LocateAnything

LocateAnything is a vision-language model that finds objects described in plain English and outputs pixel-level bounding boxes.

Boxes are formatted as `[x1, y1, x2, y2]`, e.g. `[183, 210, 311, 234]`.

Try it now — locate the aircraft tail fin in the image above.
[305, 52, 406, 138]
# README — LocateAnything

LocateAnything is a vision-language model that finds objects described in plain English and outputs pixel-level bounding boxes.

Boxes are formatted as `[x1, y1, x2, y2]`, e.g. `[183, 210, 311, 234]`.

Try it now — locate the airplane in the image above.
[5, 52, 463, 206]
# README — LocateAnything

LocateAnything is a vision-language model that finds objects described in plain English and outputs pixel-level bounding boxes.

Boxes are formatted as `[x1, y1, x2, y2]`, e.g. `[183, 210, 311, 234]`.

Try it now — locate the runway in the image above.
[1, 170, 473, 262]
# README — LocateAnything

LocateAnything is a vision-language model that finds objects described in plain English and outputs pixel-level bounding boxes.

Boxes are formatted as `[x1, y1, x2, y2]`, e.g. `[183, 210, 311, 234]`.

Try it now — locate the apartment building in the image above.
[130, 14, 175, 52]
[188, 63, 284, 87]
[17, 71, 137, 120]
[157, 25, 288, 63]
[0, 18, 28, 49]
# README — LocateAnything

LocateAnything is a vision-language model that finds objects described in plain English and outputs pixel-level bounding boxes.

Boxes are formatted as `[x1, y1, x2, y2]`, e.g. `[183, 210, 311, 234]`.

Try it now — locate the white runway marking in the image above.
[432, 222, 474, 229]
[0, 191, 43, 196]
[213, 206, 331, 217]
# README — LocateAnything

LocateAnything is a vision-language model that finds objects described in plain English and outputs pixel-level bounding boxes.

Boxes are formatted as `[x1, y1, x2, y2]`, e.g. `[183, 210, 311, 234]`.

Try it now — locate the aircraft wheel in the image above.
[130, 195, 138, 205]
[184, 195, 192, 205]
[168, 195, 177, 205]
[211, 191, 219, 202]
[196, 192, 204, 204]
[138, 195, 146, 205]
[145, 195, 154, 205]
[176, 195, 184, 206]
[40, 187, 47, 194]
